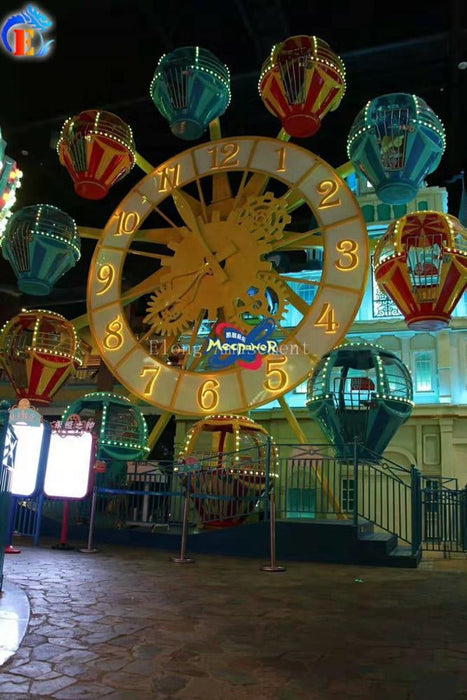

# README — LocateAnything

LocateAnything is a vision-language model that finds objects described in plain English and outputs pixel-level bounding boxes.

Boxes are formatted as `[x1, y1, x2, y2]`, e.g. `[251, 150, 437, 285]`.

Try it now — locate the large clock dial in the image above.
[87, 136, 368, 416]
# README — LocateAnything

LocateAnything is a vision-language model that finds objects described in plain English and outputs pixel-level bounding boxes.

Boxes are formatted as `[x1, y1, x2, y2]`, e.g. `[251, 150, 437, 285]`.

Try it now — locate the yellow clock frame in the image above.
[87, 135, 369, 416]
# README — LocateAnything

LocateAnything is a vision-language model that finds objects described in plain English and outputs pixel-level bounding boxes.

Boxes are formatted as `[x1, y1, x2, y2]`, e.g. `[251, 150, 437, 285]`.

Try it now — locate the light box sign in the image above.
[8, 400, 50, 497]
[44, 416, 96, 499]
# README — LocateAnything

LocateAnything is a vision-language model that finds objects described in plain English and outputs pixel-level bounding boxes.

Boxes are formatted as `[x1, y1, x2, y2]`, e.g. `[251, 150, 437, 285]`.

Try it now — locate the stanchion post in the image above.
[33, 492, 44, 547]
[4, 495, 21, 554]
[353, 436, 359, 528]
[80, 485, 98, 554]
[52, 500, 74, 550]
[261, 492, 286, 572]
[171, 474, 194, 564]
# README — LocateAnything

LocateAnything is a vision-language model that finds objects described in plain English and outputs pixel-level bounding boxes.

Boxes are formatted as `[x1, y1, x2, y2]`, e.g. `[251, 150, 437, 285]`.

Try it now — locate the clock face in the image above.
[87, 136, 368, 416]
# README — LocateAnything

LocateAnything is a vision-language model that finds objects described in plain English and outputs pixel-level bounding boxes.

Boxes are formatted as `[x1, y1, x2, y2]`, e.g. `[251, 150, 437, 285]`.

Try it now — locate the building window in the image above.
[284, 278, 319, 327]
[371, 255, 402, 319]
[342, 478, 354, 511]
[413, 351, 435, 392]
[294, 381, 308, 394]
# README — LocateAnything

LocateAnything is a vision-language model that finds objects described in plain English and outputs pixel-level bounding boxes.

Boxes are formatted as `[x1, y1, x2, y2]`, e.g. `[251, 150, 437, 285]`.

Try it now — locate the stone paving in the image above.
[0, 539, 467, 699]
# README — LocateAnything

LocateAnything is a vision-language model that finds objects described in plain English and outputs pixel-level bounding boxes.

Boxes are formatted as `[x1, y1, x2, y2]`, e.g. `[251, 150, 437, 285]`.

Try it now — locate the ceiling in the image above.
[0, 0, 466, 324]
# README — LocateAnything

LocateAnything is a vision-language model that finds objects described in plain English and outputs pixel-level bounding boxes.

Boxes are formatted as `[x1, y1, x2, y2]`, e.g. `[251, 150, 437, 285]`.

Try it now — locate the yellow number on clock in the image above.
[139, 366, 160, 395]
[314, 303, 339, 333]
[335, 240, 359, 271]
[264, 356, 288, 392]
[317, 179, 341, 209]
[113, 211, 141, 236]
[156, 163, 181, 192]
[208, 143, 240, 169]
[276, 146, 287, 172]
[96, 263, 115, 295]
[197, 379, 220, 411]
[103, 315, 124, 350]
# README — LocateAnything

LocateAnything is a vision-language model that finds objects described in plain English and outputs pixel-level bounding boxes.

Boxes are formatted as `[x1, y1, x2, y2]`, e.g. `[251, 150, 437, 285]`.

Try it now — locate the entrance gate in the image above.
[422, 486, 467, 553]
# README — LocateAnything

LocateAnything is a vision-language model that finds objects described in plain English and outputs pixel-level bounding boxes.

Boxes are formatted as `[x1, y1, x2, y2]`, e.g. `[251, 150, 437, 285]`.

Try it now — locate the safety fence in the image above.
[422, 485, 467, 553]
[273, 443, 422, 553]
[7, 441, 466, 557]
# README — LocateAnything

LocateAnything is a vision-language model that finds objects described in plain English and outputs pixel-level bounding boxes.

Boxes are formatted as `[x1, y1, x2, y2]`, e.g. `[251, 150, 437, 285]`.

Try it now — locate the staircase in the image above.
[272, 517, 420, 567]
[356, 520, 421, 567]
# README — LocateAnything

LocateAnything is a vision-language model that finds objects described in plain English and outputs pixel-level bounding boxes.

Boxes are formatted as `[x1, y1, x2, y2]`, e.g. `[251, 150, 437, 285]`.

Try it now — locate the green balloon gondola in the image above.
[307, 342, 413, 460]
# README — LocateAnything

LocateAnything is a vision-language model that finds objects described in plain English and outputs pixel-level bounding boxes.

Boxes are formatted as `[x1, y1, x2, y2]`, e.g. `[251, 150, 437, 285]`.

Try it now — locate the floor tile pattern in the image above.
[0, 541, 466, 698]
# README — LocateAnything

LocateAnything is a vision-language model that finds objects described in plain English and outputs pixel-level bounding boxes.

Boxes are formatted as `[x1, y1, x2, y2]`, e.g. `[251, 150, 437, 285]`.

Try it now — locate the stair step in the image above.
[387, 545, 422, 568]
[389, 545, 415, 557]
[359, 533, 395, 542]
[357, 531, 398, 559]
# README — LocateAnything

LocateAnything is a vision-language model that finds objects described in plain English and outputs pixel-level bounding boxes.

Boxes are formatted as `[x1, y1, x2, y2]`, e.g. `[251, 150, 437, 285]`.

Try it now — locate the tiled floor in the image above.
[0, 539, 467, 699]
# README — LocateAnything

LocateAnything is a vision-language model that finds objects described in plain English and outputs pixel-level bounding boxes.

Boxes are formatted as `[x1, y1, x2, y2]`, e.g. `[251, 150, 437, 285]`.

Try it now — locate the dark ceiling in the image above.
[0, 0, 466, 323]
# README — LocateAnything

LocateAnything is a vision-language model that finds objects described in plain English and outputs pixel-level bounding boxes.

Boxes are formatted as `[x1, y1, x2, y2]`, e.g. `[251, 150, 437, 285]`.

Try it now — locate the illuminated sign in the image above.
[44, 416, 95, 499]
[8, 400, 49, 497]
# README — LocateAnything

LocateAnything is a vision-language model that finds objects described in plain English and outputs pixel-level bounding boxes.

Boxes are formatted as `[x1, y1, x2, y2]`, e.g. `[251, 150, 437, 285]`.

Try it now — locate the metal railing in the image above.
[422, 487, 467, 553]
[273, 441, 422, 554]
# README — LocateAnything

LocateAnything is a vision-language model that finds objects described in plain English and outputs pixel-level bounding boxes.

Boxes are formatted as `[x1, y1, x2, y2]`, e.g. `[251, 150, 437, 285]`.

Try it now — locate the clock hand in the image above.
[172, 190, 204, 231]
[172, 190, 232, 282]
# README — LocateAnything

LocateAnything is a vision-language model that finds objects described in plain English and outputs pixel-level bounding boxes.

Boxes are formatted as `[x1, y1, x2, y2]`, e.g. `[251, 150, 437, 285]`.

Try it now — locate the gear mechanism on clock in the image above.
[143, 191, 291, 336]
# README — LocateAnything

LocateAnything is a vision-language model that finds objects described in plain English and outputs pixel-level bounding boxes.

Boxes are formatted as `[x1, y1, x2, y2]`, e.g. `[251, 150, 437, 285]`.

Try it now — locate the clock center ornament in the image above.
[82, 37, 369, 417]
[143, 191, 290, 335]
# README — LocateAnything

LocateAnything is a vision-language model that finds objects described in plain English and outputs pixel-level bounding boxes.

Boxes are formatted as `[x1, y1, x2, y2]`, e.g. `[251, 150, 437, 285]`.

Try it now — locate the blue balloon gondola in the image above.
[347, 93, 446, 205]
[150, 46, 231, 140]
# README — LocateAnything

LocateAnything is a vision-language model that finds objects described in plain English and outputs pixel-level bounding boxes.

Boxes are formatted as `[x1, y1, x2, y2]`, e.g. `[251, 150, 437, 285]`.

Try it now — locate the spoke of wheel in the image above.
[232, 168, 251, 210]
[280, 275, 321, 286]
[77, 227, 104, 240]
[275, 235, 323, 251]
[270, 227, 322, 251]
[147, 411, 173, 450]
[208, 118, 233, 203]
[335, 161, 354, 178]
[172, 189, 205, 225]
[282, 281, 311, 316]
[119, 269, 167, 306]
[182, 310, 206, 370]
[238, 172, 269, 202]
[72, 311, 90, 331]
[125, 248, 174, 263]
[283, 188, 305, 213]
[135, 152, 155, 174]
[212, 171, 233, 203]
[209, 117, 222, 140]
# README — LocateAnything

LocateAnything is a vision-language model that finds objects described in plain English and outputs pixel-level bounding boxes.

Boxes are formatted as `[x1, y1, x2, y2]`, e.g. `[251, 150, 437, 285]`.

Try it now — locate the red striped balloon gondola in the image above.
[259, 35, 346, 138]
[0, 310, 83, 405]
[374, 211, 467, 330]
[57, 110, 136, 200]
